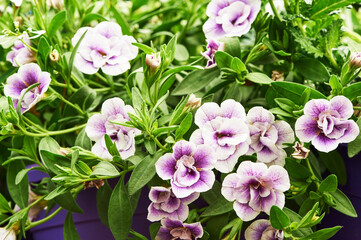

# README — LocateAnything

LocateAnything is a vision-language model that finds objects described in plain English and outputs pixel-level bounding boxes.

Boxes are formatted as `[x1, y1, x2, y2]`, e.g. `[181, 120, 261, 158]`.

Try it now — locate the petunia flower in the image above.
[246, 107, 294, 166]
[147, 186, 199, 222]
[190, 99, 250, 173]
[201, 39, 225, 69]
[4, 63, 51, 113]
[0, 228, 16, 240]
[72, 21, 138, 76]
[203, 0, 261, 40]
[221, 161, 290, 221]
[245, 219, 284, 240]
[85, 97, 141, 160]
[6, 32, 36, 67]
[155, 140, 215, 198]
[295, 96, 359, 153]
[155, 218, 203, 240]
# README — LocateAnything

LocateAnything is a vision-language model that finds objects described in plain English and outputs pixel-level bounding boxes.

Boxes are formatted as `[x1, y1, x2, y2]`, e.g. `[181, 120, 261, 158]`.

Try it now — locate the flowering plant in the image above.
[1, 0, 361, 240]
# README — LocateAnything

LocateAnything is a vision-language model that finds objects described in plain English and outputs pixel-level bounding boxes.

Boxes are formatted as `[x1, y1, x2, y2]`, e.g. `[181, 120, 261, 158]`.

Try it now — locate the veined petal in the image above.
[247, 107, 275, 124]
[295, 115, 319, 142]
[236, 161, 267, 178]
[330, 95, 354, 119]
[155, 153, 176, 180]
[304, 99, 330, 118]
[173, 140, 196, 160]
[311, 133, 339, 153]
[85, 113, 107, 141]
[220, 99, 246, 119]
[194, 102, 221, 127]
[233, 201, 259, 222]
[265, 165, 290, 192]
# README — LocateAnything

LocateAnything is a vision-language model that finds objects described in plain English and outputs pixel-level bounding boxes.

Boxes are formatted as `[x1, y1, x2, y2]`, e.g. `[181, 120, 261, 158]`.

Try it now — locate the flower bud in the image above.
[49, 49, 60, 62]
[0, 227, 16, 240]
[349, 52, 361, 69]
[272, 70, 284, 81]
[146, 52, 161, 70]
[47, 0, 64, 10]
[291, 141, 310, 160]
[185, 94, 201, 111]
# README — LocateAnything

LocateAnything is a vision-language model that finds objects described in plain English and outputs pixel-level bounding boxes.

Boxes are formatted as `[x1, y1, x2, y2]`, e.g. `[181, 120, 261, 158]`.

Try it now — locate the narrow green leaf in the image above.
[132, 42, 154, 54]
[348, 117, 361, 157]
[175, 112, 193, 140]
[48, 11, 67, 37]
[318, 151, 347, 185]
[246, 72, 273, 84]
[330, 189, 357, 217]
[300, 226, 341, 240]
[6, 161, 28, 209]
[97, 181, 112, 227]
[63, 212, 81, 240]
[91, 161, 119, 177]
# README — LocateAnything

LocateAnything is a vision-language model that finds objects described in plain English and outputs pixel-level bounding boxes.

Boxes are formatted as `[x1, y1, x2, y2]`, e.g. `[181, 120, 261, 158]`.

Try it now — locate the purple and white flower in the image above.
[4, 63, 51, 113]
[156, 218, 203, 240]
[221, 161, 290, 221]
[190, 99, 250, 173]
[85, 97, 141, 160]
[72, 21, 138, 76]
[295, 96, 359, 153]
[245, 219, 284, 240]
[6, 32, 36, 67]
[246, 107, 294, 166]
[0, 228, 16, 240]
[155, 140, 215, 198]
[10, 0, 22, 7]
[147, 186, 199, 222]
[203, 0, 261, 39]
[201, 39, 225, 69]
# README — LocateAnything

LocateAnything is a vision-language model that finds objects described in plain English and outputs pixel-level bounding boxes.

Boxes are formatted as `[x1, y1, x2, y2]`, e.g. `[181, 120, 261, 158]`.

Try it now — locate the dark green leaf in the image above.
[311, 0, 359, 19]
[97, 181, 112, 227]
[6, 161, 28, 209]
[108, 180, 133, 240]
[330, 189, 357, 217]
[318, 151, 347, 185]
[63, 212, 81, 240]
[38, 36, 51, 62]
[175, 112, 192, 140]
[0, 194, 12, 213]
[104, 135, 120, 157]
[132, 43, 154, 54]
[300, 226, 341, 240]
[110, 5, 131, 35]
[285, 158, 312, 179]
[348, 117, 361, 157]
[319, 174, 338, 193]
[128, 153, 162, 195]
[295, 59, 329, 82]
[40, 150, 71, 175]
[270, 205, 290, 230]
[75, 128, 92, 150]
[47, 180, 83, 213]
[92, 161, 119, 177]
[214, 51, 233, 69]
[201, 197, 233, 217]
[48, 11, 67, 37]
[246, 72, 273, 84]
[343, 82, 361, 100]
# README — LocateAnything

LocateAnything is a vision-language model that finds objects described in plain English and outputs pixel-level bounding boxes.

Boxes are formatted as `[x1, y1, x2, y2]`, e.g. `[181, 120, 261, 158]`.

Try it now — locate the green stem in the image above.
[149, 133, 168, 152]
[354, 106, 361, 110]
[51, 79, 76, 92]
[49, 87, 85, 115]
[269, 0, 282, 22]
[25, 207, 63, 231]
[19, 39, 38, 53]
[19, 123, 86, 137]
[344, 29, 361, 44]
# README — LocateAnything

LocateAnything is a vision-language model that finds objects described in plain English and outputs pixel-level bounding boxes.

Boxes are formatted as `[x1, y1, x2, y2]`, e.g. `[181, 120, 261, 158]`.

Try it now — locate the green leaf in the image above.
[270, 205, 290, 230]
[311, 0, 359, 19]
[175, 44, 189, 61]
[15, 168, 33, 185]
[246, 72, 273, 84]
[92, 161, 119, 177]
[266, 81, 326, 107]
[348, 117, 361, 157]
[172, 69, 220, 96]
[318, 151, 347, 185]
[128, 153, 162, 195]
[132, 43, 154, 54]
[230, 57, 247, 74]
[0, 194, 12, 213]
[283, 208, 313, 237]
[81, 13, 107, 26]
[63, 86, 96, 117]
[201, 197, 233, 217]
[214, 51, 233, 69]
[47, 180, 83, 213]
[298, 202, 320, 228]
[175, 112, 193, 140]
[344, 82, 361, 100]
[295, 59, 329, 82]
[108, 180, 133, 240]
[131, 87, 144, 111]
[97, 181, 112, 227]
[48, 11, 67, 37]
[38, 36, 51, 62]
[330, 189, 357, 217]
[220, 37, 241, 57]
[285, 158, 312, 179]
[300, 226, 341, 240]
[63, 212, 81, 240]
[6, 161, 28, 209]
[40, 150, 71, 175]
[75, 128, 92, 150]
[201, 180, 222, 205]
[104, 134, 120, 157]
[110, 5, 131, 35]
[144, 139, 156, 155]
[319, 174, 338, 193]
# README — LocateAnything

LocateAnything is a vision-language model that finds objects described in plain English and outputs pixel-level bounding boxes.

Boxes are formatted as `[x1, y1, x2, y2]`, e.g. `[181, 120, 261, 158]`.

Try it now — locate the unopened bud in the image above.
[146, 52, 161, 70]
[47, 0, 64, 10]
[349, 52, 361, 69]
[185, 94, 202, 111]
[311, 215, 320, 222]
[58, 147, 72, 156]
[0, 227, 16, 240]
[292, 141, 310, 160]
[49, 49, 59, 62]
[84, 179, 105, 190]
[272, 70, 284, 81]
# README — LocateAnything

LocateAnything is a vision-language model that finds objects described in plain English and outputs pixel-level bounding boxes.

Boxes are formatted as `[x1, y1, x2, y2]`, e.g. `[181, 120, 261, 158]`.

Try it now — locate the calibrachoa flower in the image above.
[246, 107, 294, 166]
[221, 161, 290, 221]
[245, 219, 284, 240]
[155, 140, 215, 198]
[203, 0, 261, 39]
[291, 142, 310, 160]
[156, 218, 203, 240]
[4, 63, 51, 113]
[0, 228, 16, 240]
[85, 97, 141, 160]
[147, 186, 199, 222]
[72, 21, 138, 76]
[201, 39, 225, 69]
[295, 96, 359, 153]
[190, 99, 250, 173]
[6, 32, 36, 67]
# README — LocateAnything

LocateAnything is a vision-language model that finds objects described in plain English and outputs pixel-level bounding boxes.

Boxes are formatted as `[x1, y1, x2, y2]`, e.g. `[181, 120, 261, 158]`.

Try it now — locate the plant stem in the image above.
[25, 207, 63, 230]
[49, 87, 85, 115]
[344, 29, 361, 44]
[19, 123, 86, 137]
[269, 0, 282, 22]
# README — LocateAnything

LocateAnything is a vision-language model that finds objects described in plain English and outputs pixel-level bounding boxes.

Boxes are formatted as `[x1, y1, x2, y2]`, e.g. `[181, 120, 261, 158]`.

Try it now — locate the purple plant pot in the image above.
[320, 146, 361, 239]
[28, 169, 151, 240]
